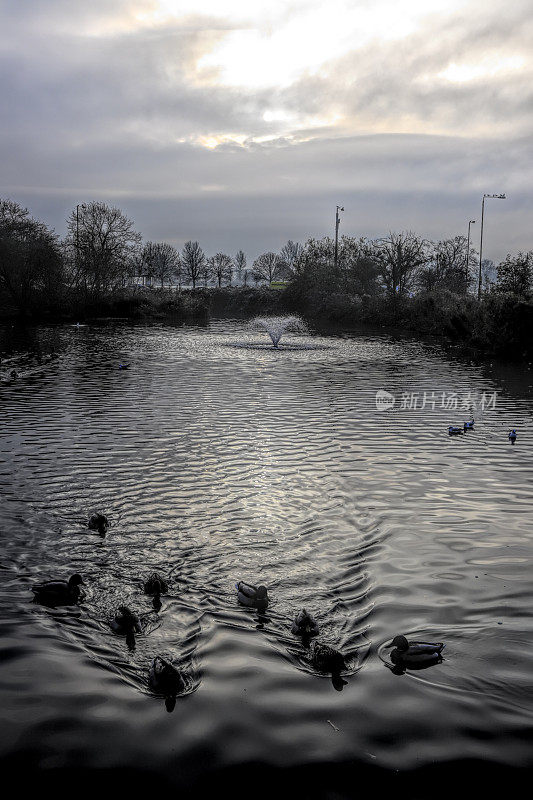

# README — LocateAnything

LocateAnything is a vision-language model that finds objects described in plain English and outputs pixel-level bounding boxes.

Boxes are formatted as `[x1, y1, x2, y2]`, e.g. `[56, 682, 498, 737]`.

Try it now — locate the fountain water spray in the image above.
[252, 316, 307, 348]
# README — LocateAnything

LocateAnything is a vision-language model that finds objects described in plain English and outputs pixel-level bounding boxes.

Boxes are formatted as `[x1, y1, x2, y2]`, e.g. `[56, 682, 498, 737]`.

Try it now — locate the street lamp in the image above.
[478, 194, 505, 300]
[466, 219, 475, 290]
[334, 205, 344, 270]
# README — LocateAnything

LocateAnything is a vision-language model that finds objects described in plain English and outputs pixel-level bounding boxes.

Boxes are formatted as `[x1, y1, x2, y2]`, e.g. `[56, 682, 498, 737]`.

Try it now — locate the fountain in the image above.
[252, 316, 307, 348]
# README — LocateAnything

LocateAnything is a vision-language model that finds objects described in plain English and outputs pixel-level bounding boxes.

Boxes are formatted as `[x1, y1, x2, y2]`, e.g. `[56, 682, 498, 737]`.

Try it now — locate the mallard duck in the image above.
[31, 573, 85, 605]
[448, 426, 463, 435]
[311, 641, 347, 674]
[88, 513, 108, 534]
[291, 608, 319, 638]
[118, 363, 130, 370]
[509, 429, 517, 443]
[149, 656, 185, 696]
[110, 606, 141, 635]
[463, 418, 475, 431]
[144, 572, 169, 596]
[236, 581, 269, 611]
[390, 634, 444, 667]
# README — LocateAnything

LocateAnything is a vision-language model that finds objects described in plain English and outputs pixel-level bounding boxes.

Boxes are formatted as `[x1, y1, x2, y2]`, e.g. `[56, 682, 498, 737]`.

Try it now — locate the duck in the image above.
[463, 418, 475, 431]
[291, 608, 320, 638]
[88, 513, 108, 534]
[311, 641, 347, 674]
[509, 429, 517, 443]
[110, 605, 142, 636]
[390, 634, 444, 667]
[118, 363, 130, 370]
[149, 656, 185, 696]
[144, 572, 169, 596]
[31, 573, 85, 605]
[448, 426, 463, 435]
[236, 581, 269, 611]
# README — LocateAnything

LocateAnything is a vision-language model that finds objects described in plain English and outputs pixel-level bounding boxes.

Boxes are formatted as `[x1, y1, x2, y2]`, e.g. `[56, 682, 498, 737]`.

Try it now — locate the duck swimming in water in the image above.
[144, 572, 168, 609]
[448, 426, 463, 435]
[236, 581, 269, 611]
[110, 606, 142, 636]
[390, 634, 444, 668]
[88, 513, 108, 534]
[463, 418, 475, 431]
[311, 642, 347, 674]
[144, 572, 169, 596]
[509, 429, 517, 443]
[149, 656, 186, 696]
[291, 608, 320, 639]
[118, 363, 130, 370]
[31, 574, 85, 605]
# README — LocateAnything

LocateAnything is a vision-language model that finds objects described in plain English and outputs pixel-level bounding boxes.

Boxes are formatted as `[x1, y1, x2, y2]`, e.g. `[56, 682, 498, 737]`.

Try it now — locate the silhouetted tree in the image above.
[234, 250, 246, 284]
[280, 240, 303, 275]
[141, 241, 180, 287]
[212, 252, 233, 287]
[66, 201, 141, 295]
[181, 240, 205, 288]
[418, 236, 475, 294]
[495, 252, 532, 296]
[373, 231, 429, 296]
[252, 251, 286, 283]
[0, 199, 63, 314]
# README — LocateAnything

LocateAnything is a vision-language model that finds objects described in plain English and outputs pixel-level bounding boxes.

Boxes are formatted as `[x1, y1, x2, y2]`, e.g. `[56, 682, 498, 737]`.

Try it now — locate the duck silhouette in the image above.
[88, 513, 108, 534]
[291, 608, 319, 639]
[509, 429, 517, 443]
[150, 656, 186, 711]
[110, 605, 141, 649]
[144, 572, 169, 609]
[463, 418, 475, 431]
[31, 574, 85, 606]
[311, 641, 347, 674]
[118, 363, 130, 370]
[236, 581, 269, 612]
[390, 634, 444, 668]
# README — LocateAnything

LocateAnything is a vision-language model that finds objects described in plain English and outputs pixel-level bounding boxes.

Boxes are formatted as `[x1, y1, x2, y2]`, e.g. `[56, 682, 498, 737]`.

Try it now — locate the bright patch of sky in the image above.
[138, 0, 467, 88]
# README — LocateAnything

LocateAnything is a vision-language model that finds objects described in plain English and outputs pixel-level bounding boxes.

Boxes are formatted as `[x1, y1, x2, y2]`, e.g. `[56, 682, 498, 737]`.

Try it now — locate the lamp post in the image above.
[466, 219, 475, 291]
[478, 194, 505, 300]
[334, 205, 344, 270]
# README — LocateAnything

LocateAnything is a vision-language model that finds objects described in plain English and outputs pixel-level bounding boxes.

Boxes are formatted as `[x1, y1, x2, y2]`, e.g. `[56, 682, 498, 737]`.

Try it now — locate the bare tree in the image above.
[234, 250, 246, 284]
[373, 231, 429, 296]
[202, 257, 214, 287]
[181, 240, 206, 288]
[141, 241, 180, 288]
[279, 240, 303, 275]
[252, 252, 286, 284]
[213, 252, 233, 287]
[66, 201, 141, 295]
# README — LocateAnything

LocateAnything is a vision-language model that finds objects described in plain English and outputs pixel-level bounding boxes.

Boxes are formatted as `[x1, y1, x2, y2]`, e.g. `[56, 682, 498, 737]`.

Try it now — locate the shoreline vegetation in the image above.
[1, 198, 532, 359]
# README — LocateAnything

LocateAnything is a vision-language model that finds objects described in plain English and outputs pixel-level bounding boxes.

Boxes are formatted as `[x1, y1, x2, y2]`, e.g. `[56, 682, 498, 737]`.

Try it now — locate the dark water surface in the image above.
[1, 320, 532, 796]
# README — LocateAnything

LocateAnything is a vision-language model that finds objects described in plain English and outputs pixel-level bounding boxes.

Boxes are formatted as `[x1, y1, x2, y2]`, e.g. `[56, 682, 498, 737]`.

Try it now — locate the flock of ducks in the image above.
[448, 417, 518, 443]
[29, 512, 447, 703]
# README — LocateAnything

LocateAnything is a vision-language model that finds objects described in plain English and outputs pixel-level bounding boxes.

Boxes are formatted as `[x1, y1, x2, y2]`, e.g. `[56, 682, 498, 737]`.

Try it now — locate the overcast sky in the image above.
[1, 0, 531, 262]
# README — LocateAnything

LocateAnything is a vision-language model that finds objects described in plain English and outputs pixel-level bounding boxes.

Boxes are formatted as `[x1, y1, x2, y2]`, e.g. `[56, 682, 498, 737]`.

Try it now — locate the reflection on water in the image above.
[0, 319, 532, 792]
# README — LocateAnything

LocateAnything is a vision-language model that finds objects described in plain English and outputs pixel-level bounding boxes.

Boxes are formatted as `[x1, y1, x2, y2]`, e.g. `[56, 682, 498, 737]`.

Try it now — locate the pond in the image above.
[0, 319, 532, 795]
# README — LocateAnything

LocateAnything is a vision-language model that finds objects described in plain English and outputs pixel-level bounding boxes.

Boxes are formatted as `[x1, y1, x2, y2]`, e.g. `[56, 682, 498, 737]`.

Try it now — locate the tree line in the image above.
[0, 197, 531, 317]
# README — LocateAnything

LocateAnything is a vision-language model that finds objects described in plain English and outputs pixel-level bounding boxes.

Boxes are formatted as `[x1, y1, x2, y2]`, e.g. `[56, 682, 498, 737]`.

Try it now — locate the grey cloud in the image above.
[0, 1, 530, 263]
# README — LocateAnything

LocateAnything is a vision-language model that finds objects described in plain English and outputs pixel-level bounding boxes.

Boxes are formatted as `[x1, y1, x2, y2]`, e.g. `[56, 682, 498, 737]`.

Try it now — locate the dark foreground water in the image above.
[1, 320, 532, 797]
